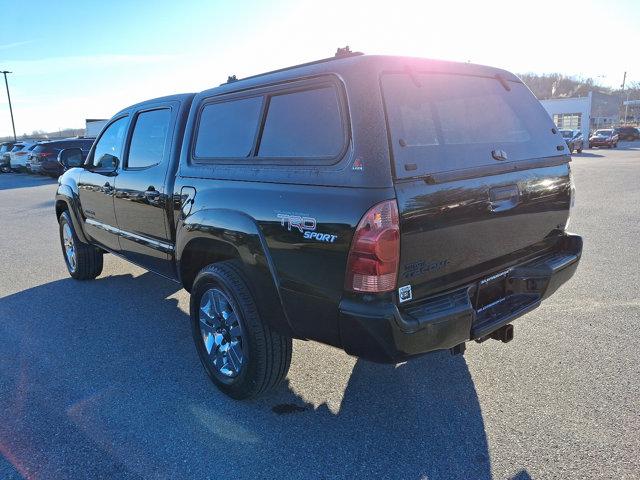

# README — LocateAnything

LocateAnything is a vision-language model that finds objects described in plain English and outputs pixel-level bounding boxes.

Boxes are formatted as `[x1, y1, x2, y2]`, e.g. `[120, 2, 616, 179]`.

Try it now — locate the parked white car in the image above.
[9, 141, 38, 171]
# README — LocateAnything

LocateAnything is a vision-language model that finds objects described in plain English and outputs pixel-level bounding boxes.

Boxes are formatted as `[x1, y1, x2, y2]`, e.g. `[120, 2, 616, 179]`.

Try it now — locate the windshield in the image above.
[595, 130, 612, 136]
[382, 73, 561, 178]
[10, 145, 24, 152]
[560, 130, 573, 138]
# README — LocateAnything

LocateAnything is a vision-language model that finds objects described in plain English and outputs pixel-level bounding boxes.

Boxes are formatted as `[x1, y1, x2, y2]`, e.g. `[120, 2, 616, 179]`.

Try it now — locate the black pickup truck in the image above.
[55, 54, 582, 399]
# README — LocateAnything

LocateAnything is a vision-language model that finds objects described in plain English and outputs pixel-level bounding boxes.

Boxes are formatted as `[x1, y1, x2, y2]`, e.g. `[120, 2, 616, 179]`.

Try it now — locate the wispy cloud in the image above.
[0, 53, 176, 75]
[0, 40, 35, 51]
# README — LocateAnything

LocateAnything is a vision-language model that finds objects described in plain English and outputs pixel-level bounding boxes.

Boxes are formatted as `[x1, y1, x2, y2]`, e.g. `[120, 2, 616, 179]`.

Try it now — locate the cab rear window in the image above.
[382, 73, 562, 178]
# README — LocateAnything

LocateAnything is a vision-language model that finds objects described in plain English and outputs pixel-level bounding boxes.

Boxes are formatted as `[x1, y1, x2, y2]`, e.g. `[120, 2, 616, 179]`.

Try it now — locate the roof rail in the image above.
[222, 48, 364, 85]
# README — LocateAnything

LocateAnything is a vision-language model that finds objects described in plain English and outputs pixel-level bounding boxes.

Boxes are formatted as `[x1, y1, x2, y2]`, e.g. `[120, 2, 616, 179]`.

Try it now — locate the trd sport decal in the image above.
[277, 213, 316, 232]
[276, 212, 337, 243]
[303, 231, 337, 243]
[403, 259, 450, 278]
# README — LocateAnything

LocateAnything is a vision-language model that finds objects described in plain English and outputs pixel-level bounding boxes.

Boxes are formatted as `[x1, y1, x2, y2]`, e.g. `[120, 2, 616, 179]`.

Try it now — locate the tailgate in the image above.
[381, 69, 572, 301]
[395, 164, 571, 300]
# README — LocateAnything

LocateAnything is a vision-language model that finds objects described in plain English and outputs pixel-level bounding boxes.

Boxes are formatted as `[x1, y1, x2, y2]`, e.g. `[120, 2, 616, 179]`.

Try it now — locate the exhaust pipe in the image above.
[490, 324, 514, 343]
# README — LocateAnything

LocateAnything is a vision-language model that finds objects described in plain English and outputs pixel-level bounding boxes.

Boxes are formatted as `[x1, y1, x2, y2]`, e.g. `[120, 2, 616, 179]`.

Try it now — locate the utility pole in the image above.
[624, 91, 630, 125]
[1, 71, 16, 141]
[621, 71, 628, 125]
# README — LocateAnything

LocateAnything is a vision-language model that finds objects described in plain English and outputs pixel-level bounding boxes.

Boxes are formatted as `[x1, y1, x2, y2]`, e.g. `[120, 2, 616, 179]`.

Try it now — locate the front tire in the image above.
[58, 211, 103, 280]
[190, 261, 292, 399]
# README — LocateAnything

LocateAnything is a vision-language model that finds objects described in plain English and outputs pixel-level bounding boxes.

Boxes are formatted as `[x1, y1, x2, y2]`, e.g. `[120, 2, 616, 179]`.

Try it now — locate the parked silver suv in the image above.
[559, 129, 584, 153]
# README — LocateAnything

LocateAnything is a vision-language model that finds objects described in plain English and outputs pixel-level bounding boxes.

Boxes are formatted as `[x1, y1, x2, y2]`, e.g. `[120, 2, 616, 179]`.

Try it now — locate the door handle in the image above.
[144, 187, 161, 201]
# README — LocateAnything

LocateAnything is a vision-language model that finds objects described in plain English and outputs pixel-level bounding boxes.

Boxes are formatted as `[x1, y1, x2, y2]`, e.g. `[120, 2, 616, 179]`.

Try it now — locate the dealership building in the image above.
[540, 91, 621, 139]
[622, 99, 640, 123]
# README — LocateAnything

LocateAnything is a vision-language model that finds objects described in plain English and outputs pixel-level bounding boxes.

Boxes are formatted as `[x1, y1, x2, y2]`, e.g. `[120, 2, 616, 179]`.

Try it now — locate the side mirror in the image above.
[93, 153, 119, 174]
[58, 148, 84, 169]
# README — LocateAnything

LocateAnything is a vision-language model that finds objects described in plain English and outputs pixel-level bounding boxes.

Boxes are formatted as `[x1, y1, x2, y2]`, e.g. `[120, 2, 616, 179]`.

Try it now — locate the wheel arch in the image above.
[176, 208, 295, 338]
[55, 185, 89, 244]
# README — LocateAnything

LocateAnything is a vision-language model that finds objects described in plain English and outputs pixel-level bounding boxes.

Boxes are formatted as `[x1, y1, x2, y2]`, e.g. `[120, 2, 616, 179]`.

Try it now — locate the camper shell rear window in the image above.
[381, 72, 563, 179]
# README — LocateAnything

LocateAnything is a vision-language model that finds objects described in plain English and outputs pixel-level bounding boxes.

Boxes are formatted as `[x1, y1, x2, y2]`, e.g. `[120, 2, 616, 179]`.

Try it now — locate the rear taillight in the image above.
[345, 200, 400, 293]
[38, 152, 54, 158]
[565, 170, 575, 231]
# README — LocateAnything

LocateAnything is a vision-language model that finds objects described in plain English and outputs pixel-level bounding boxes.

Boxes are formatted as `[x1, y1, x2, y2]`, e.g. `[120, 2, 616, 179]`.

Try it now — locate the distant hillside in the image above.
[0, 128, 85, 143]
[519, 72, 639, 101]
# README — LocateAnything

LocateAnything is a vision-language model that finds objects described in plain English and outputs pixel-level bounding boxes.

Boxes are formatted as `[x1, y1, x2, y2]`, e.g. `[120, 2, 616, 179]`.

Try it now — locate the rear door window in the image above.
[258, 87, 343, 158]
[194, 97, 263, 158]
[382, 73, 562, 178]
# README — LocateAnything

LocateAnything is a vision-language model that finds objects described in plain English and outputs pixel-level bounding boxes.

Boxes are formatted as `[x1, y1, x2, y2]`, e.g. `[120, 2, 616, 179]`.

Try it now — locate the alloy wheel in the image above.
[198, 288, 244, 378]
[62, 223, 77, 272]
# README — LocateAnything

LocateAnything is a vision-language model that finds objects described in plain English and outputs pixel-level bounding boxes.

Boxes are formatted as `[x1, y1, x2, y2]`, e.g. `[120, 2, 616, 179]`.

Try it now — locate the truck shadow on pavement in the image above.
[0, 173, 57, 191]
[573, 151, 604, 158]
[0, 272, 531, 479]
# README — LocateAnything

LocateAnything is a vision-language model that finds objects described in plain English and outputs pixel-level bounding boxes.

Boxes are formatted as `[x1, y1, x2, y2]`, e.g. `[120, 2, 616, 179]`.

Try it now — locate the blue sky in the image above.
[0, 0, 638, 137]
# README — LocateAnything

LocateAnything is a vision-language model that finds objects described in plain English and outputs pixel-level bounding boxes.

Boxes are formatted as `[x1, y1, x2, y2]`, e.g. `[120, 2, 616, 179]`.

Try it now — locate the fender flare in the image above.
[55, 184, 89, 244]
[176, 208, 296, 338]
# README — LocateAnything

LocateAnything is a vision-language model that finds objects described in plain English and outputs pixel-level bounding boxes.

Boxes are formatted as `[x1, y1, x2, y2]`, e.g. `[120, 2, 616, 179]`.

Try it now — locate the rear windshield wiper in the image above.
[495, 74, 511, 91]
[404, 65, 422, 88]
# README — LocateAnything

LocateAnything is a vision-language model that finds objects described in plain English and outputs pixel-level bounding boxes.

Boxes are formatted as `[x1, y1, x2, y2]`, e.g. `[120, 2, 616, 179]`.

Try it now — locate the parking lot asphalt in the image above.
[0, 145, 639, 480]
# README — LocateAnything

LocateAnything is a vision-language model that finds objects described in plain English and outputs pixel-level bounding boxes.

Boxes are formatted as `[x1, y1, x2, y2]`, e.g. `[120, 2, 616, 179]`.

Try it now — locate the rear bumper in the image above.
[338, 234, 582, 362]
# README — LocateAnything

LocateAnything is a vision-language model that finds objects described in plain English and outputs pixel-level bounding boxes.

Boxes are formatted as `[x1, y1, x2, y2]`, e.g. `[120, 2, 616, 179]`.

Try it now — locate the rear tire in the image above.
[58, 211, 103, 280]
[190, 261, 292, 399]
[577, 147, 583, 153]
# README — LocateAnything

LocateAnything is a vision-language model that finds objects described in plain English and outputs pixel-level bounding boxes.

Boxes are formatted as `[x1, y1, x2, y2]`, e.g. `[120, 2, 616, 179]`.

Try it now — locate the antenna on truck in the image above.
[334, 46, 362, 57]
